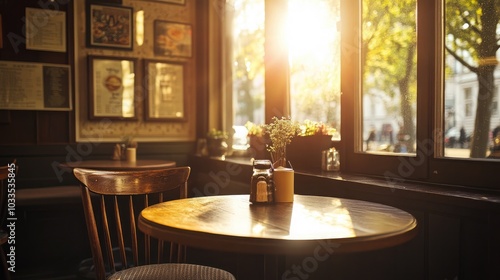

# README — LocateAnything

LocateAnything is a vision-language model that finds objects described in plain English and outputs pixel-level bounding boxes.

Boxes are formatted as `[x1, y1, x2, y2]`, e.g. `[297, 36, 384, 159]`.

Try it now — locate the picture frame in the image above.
[154, 21, 192, 58]
[87, 3, 133, 50]
[140, 0, 185, 5]
[0, 61, 72, 111]
[144, 59, 186, 121]
[88, 56, 138, 120]
[26, 7, 66, 52]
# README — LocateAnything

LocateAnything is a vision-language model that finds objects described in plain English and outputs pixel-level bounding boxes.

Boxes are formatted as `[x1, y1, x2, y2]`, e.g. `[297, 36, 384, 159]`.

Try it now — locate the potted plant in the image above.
[206, 129, 229, 157]
[287, 120, 336, 170]
[244, 121, 269, 159]
[265, 117, 301, 168]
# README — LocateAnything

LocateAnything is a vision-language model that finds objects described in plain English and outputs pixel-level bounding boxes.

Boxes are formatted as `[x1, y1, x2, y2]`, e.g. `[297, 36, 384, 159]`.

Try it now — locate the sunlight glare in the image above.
[286, 0, 337, 65]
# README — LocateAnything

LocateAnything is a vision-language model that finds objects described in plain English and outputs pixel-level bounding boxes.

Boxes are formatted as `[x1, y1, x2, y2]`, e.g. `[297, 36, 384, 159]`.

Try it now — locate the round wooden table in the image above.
[138, 194, 417, 255]
[60, 159, 176, 171]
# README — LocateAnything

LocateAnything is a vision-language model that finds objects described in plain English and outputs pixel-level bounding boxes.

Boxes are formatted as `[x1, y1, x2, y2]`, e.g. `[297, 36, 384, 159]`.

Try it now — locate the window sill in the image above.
[191, 155, 500, 209]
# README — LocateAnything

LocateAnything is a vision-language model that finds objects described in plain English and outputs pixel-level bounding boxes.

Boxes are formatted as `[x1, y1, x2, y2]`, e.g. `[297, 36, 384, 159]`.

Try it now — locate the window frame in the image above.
[212, 0, 500, 191]
[341, 0, 499, 190]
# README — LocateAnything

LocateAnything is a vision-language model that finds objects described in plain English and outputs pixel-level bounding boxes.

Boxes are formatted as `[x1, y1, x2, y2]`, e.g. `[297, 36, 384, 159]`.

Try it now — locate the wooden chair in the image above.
[73, 167, 235, 280]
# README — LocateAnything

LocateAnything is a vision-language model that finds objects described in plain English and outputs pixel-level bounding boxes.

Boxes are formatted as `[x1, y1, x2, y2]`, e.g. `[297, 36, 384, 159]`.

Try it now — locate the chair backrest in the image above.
[73, 166, 191, 280]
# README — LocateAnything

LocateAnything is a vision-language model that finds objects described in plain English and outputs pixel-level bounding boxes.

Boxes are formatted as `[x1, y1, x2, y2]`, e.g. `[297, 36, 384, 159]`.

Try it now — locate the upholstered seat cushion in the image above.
[108, 263, 236, 280]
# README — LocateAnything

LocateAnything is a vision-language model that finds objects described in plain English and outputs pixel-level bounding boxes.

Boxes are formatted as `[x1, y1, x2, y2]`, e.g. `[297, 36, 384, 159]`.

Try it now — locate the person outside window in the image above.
[459, 127, 466, 148]
[366, 127, 376, 151]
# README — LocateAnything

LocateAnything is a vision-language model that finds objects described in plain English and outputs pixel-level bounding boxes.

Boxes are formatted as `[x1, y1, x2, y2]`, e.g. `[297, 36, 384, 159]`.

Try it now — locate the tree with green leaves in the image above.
[445, 0, 500, 158]
[362, 0, 417, 152]
[231, 0, 265, 124]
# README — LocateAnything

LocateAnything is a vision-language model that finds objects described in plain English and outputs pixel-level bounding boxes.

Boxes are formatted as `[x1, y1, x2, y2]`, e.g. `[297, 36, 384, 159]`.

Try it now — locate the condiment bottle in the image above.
[250, 159, 274, 203]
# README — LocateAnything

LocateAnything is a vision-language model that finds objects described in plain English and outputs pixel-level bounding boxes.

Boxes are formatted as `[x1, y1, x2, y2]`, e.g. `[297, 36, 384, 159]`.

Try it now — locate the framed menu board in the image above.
[0, 61, 72, 111]
[88, 55, 137, 120]
[144, 60, 185, 121]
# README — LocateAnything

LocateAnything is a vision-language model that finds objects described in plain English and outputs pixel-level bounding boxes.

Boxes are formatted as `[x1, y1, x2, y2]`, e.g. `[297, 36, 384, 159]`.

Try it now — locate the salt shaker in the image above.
[250, 159, 274, 203]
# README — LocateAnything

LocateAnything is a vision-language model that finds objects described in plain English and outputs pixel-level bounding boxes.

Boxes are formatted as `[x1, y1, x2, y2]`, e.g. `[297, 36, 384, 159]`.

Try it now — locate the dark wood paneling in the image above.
[37, 111, 71, 143]
[16, 202, 89, 278]
[0, 0, 75, 145]
[428, 213, 460, 279]
[0, 110, 37, 144]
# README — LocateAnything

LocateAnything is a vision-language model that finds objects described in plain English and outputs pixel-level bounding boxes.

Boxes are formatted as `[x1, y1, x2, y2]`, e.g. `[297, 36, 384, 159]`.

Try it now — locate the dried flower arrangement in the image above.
[122, 135, 138, 148]
[265, 116, 301, 167]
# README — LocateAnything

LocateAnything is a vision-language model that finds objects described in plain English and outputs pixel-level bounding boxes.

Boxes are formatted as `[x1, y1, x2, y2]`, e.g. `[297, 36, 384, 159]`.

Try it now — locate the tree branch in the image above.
[459, 13, 482, 36]
[445, 45, 478, 73]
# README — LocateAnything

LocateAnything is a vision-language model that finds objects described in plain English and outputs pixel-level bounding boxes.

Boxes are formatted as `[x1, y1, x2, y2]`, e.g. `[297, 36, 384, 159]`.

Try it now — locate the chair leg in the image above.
[177, 244, 186, 263]
[168, 242, 186, 263]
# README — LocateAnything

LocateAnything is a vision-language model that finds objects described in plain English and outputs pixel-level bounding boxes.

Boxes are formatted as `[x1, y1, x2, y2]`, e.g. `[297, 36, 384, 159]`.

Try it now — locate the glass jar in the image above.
[250, 159, 274, 203]
[322, 147, 340, 171]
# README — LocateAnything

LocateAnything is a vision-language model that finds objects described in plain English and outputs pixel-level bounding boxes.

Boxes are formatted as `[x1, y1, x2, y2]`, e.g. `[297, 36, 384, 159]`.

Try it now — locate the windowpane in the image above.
[361, 0, 417, 154]
[288, 0, 341, 137]
[230, 0, 265, 126]
[443, 0, 500, 159]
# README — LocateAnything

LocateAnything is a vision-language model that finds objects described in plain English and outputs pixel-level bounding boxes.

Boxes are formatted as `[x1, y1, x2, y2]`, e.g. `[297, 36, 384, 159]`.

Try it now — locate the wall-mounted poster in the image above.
[144, 60, 185, 121]
[88, 56, 137, 120]
[87, 4, 133, 50]
[25, 7, 67, 52]
[0, 61, 71, 111]
[154, 21, 192, 57]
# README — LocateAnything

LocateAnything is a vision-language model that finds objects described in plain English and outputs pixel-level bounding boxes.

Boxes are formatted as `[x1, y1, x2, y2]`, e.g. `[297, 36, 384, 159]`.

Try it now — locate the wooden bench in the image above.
[16, 185, 81, 207]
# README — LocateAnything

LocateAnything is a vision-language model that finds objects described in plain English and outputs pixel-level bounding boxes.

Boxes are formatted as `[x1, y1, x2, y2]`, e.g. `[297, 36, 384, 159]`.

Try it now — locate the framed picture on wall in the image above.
[144, 60, 186, 121]
[154, 21, 192, 57]
[87, 3, 133, 50]
[141, 0, 185, 4]
[25, 8, 66, 52]
[88, 56, 138, 120]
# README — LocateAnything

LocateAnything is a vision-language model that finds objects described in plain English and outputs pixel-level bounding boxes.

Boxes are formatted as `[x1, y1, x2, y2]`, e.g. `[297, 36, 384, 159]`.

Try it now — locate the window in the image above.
[341, 0, 499, 190]
[287, 0, 341, 128]
[361, 0, 417, 154]
[444, 0, 500, 160]
[226, 0, 340, 131]
[216, 0, 500, 190]
[229, 0, 265, 126]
